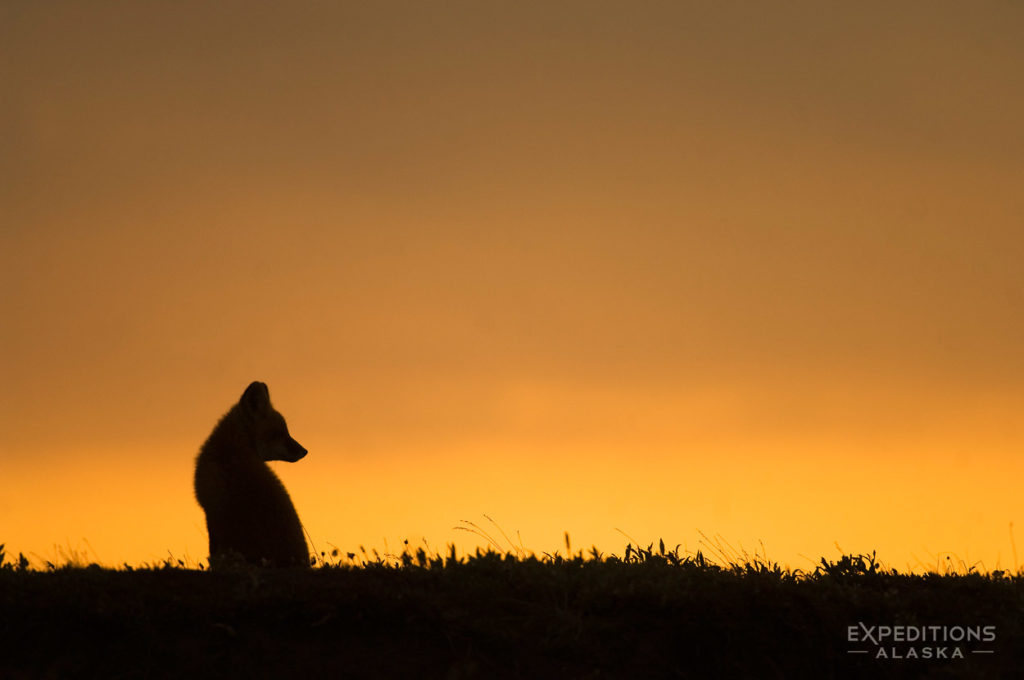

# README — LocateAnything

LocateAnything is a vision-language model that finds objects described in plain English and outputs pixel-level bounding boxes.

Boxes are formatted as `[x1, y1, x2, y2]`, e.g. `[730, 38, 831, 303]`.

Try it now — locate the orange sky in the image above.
[3, 2, 1023, 572]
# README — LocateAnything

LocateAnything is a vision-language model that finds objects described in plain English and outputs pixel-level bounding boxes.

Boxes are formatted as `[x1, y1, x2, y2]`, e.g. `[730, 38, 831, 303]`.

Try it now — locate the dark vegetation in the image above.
[2, 541, 1022, 679]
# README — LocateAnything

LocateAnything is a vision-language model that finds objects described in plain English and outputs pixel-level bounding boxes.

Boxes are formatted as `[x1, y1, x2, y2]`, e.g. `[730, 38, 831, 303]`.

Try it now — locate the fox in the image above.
[194, 381, 310, 568]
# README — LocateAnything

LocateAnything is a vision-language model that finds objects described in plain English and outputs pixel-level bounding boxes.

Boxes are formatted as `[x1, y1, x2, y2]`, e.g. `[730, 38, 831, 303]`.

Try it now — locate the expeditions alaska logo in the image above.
[847, 623, 996, 659]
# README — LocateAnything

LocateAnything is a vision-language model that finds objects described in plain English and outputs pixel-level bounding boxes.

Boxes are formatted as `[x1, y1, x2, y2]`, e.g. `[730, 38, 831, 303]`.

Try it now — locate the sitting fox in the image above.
[194, 381, 310, 568]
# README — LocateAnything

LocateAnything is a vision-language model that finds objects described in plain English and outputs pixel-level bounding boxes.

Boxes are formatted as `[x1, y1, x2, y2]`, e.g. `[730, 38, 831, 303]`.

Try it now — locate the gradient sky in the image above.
[3, 1, 1023, 571]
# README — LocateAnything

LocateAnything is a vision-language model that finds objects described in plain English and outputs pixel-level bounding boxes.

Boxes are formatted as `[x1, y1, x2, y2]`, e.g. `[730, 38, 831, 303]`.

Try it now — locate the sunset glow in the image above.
[3, 2, 1022, 573]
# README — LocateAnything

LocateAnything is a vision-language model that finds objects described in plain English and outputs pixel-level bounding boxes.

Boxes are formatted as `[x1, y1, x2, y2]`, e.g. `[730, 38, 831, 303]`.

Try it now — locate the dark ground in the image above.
[1, 548, 1022, 679]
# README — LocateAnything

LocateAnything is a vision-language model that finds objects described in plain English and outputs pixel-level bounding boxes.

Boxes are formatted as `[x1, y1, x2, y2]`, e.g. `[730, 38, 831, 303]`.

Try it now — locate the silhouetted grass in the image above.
[2, 541, 1022, 678]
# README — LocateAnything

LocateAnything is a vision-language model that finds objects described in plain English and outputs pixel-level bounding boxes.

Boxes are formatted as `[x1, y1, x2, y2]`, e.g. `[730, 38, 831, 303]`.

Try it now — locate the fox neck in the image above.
[203, 405, 266, 464]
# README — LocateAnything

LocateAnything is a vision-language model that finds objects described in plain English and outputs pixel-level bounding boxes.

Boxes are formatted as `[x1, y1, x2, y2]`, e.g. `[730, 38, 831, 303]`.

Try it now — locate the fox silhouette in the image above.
[194, 381, 310, 567]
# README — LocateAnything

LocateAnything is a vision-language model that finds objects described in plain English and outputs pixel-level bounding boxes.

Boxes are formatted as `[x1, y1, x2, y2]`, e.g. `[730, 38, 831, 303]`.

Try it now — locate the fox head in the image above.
[240, 381, 308, 463]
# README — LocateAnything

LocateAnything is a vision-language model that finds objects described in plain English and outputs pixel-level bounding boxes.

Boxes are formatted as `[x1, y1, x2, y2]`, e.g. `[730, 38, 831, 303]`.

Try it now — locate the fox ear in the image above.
[241, 381, 271, 415]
